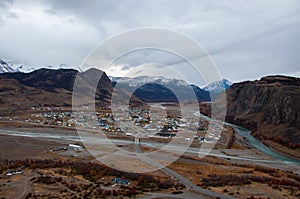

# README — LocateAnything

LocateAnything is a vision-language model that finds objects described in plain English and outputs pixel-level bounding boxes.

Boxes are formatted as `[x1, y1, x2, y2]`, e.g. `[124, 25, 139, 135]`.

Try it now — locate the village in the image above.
[25, 104, 224, 146]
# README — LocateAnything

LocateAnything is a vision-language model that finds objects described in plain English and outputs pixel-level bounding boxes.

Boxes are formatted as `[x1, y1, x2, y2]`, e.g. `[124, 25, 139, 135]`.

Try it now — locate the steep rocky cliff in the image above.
[215, 75, 300, 157]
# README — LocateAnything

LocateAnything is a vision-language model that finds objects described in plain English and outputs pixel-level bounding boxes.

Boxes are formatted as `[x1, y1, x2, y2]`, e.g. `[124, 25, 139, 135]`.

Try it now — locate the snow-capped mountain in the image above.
[110, 76, 211, 102]
[203, 79, 232, 94]
[110, 76, 234, 102]
[14, 63, 36, 73]
[111, 76, 232, 94]
[39, 64, 82, 72]
[0, 59, 16, 73]
[110, 76, 190, 87]
[0, 58, 82, 73]
[0, 58, 36, 73]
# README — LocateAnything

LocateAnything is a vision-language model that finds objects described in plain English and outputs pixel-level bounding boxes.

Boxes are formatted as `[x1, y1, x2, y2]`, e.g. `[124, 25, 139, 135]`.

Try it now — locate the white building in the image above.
[68, 144, 83, 151]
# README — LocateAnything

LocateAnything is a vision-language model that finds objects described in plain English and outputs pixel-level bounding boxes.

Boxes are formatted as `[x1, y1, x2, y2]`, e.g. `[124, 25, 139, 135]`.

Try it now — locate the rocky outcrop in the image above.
[215, 75, 300, 152]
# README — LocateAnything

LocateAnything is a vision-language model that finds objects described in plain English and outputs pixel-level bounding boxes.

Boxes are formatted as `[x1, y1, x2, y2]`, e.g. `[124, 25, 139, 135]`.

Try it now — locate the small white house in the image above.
[15, 170, 23, 174]
[68, 144, 83, 151]
[6, 170, 23, 176]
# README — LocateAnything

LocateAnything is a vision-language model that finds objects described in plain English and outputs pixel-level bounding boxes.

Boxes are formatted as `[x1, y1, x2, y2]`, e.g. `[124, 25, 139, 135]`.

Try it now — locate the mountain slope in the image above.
[203, 79, 232, 99]
[0, 68, 113, 114]
[214, 75, 300, 158]
[0, 59, 16, 73]
[111, 76, 211, 102]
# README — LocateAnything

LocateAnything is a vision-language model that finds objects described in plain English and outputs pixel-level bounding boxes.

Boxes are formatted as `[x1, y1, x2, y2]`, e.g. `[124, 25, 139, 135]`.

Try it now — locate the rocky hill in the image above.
[0, 68, 113, 114]
[215, 75, 300, 158]
[0, 69, 213, 115]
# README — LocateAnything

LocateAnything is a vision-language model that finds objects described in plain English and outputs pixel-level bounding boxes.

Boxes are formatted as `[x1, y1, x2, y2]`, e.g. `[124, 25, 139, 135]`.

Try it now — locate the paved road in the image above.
[138, 191, 214, 199]
[0, 128, 284, 163]
[124, 110, 235, 198]
[160, 165, 235, 199]
[133, 143, 235, 199]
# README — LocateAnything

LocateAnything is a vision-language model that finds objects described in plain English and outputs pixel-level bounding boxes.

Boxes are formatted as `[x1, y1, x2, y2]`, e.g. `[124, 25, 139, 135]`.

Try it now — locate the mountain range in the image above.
[0, 58, 232, 103]
[0, 58, 231, 96]
[0, 68, 112, 115]
[110, 76, 213, 102]
[0, 58, 82, 73]
[0, 67, 225, 112]
[0, 65, 298, 158]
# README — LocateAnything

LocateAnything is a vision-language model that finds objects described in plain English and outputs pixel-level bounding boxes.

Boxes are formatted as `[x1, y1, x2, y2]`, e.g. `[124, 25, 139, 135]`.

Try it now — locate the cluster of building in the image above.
[30, 111, 73, 126]
[29, 107, 114, 129]
[28, 105, 221, 145]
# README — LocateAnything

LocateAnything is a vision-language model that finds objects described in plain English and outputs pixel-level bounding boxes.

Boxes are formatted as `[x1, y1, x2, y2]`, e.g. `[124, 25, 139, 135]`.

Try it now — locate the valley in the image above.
[0, 101, 299, 199]
[0, 68, 299, 198]
[1, 1, 299, 198]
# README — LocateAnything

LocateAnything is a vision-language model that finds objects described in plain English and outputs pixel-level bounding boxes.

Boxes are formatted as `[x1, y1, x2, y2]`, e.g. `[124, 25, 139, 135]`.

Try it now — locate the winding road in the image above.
[125, 122, 235, 199]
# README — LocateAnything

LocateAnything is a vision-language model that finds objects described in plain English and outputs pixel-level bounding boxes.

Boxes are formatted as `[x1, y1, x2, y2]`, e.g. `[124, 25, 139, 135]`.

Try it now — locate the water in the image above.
[226, 123, 300, 165]
[194, 111, 300, 165]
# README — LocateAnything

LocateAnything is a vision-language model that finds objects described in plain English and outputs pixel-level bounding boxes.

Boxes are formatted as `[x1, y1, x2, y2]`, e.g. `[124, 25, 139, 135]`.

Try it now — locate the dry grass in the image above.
[168, 156, 300, 199]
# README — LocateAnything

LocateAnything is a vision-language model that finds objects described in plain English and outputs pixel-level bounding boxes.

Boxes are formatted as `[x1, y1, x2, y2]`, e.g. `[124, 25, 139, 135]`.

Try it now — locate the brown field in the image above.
[0, 132, 183, 199]
[168, 156, 300, 199]
[0, 119, 299, 199]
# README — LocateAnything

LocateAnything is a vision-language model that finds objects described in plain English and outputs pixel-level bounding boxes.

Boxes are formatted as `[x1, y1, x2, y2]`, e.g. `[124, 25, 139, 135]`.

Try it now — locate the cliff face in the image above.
[216, 75, 300, 152]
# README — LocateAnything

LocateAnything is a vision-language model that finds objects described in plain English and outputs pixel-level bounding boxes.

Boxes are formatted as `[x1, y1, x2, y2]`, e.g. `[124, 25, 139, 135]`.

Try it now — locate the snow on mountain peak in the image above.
[0, 58, 82, 73]
[0, 58, 17, 73]
[110, 75, 190, 87]
[110, 75, 233, 94]
[203, 79, 232, 93]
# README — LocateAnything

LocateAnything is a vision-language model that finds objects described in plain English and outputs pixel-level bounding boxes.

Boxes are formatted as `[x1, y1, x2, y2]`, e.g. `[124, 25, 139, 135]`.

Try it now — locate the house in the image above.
[146, 128, 158, 131]
[156, 132, 176, 137]
[6, 169, 23, 176]
[101, 126, 109, 131]
[112, 177, 129, 185]
[15, 170, 23, 174]
[68, 144, 83, 151]
[6, 171, 14, 176]
[178, 123, 187, 127]
[198, 137, 214, 143]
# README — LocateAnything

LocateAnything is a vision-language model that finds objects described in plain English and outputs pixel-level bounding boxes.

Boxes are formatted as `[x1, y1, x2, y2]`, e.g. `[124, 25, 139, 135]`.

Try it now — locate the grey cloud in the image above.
[0, 0, 299, 84]
[113, 49, 185, 68]
[121, 65, 130, 71]
[0, 0, 13, 9]
[0, 0, 16, 22]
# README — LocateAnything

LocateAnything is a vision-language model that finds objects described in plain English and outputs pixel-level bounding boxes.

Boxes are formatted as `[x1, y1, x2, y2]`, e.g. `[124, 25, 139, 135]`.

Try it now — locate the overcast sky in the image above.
[0, 0, 299, 84]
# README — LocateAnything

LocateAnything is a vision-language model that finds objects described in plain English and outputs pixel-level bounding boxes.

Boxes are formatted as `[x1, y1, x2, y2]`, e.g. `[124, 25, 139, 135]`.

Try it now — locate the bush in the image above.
[201, 174, 300, 188]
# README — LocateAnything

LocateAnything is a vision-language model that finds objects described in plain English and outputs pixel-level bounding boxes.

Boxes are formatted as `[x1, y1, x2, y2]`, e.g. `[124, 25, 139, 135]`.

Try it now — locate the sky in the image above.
[0, 0, 299, 85]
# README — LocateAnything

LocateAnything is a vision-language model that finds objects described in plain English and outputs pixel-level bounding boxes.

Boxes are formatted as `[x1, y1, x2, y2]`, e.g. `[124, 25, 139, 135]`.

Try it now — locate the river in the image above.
[194, 111, 300, 165]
